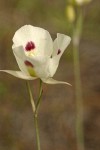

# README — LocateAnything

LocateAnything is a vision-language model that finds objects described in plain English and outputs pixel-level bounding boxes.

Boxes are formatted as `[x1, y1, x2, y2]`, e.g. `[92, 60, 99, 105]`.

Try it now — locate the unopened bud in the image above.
[65, 5, 75, 23]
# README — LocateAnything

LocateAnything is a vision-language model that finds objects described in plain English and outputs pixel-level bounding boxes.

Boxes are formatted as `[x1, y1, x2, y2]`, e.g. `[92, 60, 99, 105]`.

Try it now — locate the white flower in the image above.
[0, 25, 71, 85]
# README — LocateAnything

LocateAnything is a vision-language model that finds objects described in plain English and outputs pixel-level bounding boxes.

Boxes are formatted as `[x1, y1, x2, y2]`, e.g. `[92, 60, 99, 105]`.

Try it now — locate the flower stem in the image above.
[72, 7, 85, 150]
[73, 44, 85, 150]
[26, 81, 35, 112]
[34, 113, 41, 150]
[34, 79, 43, 150]
[35, 79, 43, 114]
[26, 80, 43, 150]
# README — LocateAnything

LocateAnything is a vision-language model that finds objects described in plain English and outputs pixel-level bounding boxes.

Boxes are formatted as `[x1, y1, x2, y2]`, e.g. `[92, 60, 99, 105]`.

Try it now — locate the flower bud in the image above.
[65, 5, 75, 23]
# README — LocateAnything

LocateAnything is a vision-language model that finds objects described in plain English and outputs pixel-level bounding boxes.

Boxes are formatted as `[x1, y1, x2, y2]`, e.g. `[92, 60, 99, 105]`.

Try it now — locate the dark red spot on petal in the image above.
[25, 41, 35, 51]
[57, 49, 61, 55]
[24, 60, 34, 68]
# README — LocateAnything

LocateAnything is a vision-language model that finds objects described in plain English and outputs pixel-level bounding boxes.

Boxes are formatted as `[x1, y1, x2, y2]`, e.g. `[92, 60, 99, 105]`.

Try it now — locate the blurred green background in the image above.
[0, 0, 100, 150]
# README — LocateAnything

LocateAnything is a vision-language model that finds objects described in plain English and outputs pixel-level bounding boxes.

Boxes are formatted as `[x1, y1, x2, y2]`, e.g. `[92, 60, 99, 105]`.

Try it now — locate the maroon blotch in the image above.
[25, 41, 35, 51]
[57, 49, 61, 55]
[24, 60, 33, 68]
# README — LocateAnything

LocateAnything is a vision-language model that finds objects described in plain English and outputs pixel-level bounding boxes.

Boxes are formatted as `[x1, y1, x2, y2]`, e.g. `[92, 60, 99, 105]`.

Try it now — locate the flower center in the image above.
[25, 41, 35, 51]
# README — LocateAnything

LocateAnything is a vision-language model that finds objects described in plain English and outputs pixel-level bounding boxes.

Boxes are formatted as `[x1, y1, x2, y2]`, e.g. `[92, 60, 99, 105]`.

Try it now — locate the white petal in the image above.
[13, 45, 25, 58]
[52, 33, 71, 57]
[42, 78, 71, 85]
[13, 25, 53, 57]
[0, 70, 37, 80]
[27, 56, 51, 79]
[13, 46, 52, 79]
[48, 58, 59, 77]
[13, 46, 30, 75]
[49, 34, 71, 76]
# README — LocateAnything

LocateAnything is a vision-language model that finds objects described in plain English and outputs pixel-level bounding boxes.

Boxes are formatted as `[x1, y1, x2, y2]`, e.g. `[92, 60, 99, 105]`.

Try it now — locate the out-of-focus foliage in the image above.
[0, 82, 7, 96]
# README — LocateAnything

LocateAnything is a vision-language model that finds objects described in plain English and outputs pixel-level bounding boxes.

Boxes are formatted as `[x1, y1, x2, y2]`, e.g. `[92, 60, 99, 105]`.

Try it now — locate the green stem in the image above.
[35, 79, 43, 114]
[34, 79, 43, 150]
[34, 113, 41, 150]
[72, 7, 85, 150]
[73, 44, 85, 150]
[26, 81, 35, 112]
[26, 80, 43, 150]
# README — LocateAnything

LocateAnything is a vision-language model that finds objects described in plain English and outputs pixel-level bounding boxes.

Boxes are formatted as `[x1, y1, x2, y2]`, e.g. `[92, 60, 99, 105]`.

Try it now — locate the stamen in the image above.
[25, 41, 35, 51]
[24, 60, 33, 68]
[57, 49, 61, 55]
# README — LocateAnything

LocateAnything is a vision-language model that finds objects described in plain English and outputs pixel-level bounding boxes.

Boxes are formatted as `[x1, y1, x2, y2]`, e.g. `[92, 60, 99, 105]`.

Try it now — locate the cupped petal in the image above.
[47, 58, 59, 77]
[13, 46, 30, 75]
[42, 77, 71, 85]
[27, 55, 52, 79]
[13, 25, 53, 57]
[52, 33, 71, 58]
[13, 46, 52, 79]
[0, 70, 38, 80]
[49, 33, 71, 76]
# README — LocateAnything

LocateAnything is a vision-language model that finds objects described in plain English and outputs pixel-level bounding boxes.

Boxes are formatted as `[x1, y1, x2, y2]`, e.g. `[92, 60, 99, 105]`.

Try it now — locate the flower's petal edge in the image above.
[0, 70, 38, 80]
[42, 78, 72, 86]
[13, 25, 53, 57]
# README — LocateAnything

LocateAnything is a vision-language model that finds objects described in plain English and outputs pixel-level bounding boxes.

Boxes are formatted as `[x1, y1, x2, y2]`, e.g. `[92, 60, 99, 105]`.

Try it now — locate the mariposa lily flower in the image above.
[0, 25, 71, 85]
